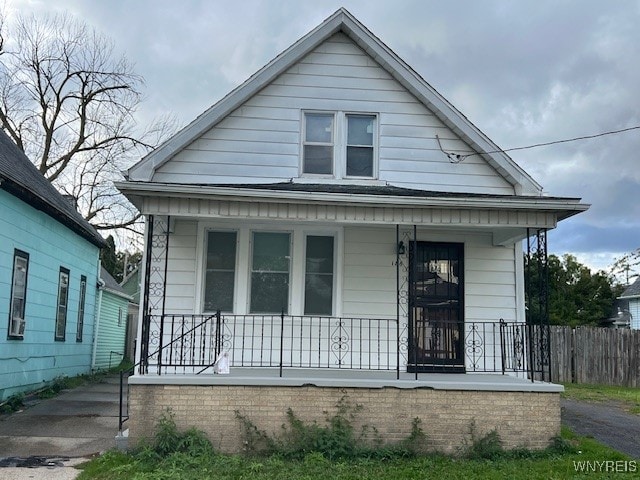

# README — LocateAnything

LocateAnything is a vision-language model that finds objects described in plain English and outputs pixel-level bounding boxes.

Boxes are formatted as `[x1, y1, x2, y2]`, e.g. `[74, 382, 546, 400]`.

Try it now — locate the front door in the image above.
[408, 242, 464, 372]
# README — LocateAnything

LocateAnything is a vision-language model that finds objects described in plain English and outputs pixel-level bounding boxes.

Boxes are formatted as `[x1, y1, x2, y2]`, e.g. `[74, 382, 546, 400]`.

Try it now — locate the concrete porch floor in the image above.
[129, 367, 563, 392]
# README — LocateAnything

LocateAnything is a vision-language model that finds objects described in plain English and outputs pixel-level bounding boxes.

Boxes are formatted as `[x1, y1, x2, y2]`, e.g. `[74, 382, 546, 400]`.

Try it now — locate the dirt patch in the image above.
[561, 398, 640, 459]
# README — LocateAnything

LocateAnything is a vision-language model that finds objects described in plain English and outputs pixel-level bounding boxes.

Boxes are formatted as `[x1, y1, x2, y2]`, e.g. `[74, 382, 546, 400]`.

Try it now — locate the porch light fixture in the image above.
[397, 241, 406, 255]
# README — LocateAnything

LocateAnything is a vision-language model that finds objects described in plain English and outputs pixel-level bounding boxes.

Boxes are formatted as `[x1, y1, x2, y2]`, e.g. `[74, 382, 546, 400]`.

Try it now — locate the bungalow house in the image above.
[92, 267, 133, 370]
[0, 130, 106, 401]
[619, 277, 640, 329]
[117, 9, 589, 452]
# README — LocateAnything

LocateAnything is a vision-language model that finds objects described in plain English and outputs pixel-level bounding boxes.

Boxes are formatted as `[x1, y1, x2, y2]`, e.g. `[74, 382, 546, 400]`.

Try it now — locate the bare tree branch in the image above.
[0, 10, 176, 235]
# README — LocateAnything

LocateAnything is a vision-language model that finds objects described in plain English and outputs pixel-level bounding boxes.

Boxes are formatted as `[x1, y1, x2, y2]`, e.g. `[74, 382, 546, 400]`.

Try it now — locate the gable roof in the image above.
[0, 130, 106, 248]
[620, 276, 640, 299]
[100, 266, 132, 300]
[126, 8, 542, 195]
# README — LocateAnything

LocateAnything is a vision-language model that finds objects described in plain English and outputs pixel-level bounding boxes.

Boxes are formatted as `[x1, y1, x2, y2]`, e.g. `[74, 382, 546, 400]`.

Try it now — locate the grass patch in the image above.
[76, 426, 634, 480]
[562, 383, 640, 414]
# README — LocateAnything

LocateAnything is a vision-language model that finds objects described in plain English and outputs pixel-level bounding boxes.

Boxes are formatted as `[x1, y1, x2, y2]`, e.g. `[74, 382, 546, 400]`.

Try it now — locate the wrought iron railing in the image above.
[137, 313, 545, 380]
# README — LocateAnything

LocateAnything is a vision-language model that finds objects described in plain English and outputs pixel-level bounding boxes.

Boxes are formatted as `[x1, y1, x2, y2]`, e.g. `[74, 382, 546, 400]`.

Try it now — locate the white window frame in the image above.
[301, 111, 336, 177]
[55, 267, 70, 341]
[76, 275, 87, 342]
[8, 249, 29, 339]
[343, 113, 378, 179]
[196, 221, 343, 317]
[202, 229, 239, 314]
[300, 111, 378, 180]
[248, 230, 293, 314]
[303, 233, 337, 316]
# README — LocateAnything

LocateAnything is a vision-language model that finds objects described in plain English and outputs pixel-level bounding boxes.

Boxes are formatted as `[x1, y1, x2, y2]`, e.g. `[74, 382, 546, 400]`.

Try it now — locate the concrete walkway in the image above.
[0, 375, 126, 479]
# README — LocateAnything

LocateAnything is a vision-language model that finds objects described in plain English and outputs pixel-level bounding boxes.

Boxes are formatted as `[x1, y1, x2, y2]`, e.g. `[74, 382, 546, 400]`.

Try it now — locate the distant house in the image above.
[121, 264, 141, 360]
[619, 277, 640, 330]
[0, 130, 106, 401]
[117, 9, 588, 453]
[92, 267, 132, 370]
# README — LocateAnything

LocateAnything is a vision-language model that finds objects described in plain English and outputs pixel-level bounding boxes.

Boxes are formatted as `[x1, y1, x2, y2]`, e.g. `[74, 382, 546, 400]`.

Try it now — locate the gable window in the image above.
[304, 235, 335, 316]
[303, 113, 334, 175]
[8, 250, 29, 339]
[204, 231, 237, 312]
[55, 267, 70, 341]
[76, 275, 87, 342]
[301, 111, 377, 179]
[250, 232, 291, 314]
[346, 114, 375, 177]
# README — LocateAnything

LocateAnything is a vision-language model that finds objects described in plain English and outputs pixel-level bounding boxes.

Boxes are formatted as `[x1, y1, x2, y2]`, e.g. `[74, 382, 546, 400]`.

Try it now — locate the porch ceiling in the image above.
[116, 181, 589, 245]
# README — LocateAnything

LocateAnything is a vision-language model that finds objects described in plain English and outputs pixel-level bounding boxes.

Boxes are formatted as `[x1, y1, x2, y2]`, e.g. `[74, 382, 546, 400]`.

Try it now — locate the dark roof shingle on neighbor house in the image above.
[620, 276, 640, 299]
[0, 130, 105, 248]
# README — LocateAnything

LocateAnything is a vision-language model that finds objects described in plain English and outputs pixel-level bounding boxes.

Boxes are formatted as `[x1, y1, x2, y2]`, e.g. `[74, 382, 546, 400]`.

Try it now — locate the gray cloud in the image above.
[9, 0, 640, 270]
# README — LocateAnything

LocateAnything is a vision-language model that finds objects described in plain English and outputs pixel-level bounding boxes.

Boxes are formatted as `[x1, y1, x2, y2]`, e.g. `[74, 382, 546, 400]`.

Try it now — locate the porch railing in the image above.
[138, 313, 546, 379]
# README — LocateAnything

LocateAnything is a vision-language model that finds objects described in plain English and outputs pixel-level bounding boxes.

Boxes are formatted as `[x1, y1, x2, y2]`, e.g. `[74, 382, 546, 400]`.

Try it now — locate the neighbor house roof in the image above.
[126, 8, 542, 195]
[620, 276, 640, 299]
[0, 130, 106, 248]
[100, 266, 133, 301]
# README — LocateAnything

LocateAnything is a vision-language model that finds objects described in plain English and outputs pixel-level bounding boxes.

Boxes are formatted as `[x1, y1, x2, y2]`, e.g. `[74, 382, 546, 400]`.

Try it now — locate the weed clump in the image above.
[235, 395, 428, 460]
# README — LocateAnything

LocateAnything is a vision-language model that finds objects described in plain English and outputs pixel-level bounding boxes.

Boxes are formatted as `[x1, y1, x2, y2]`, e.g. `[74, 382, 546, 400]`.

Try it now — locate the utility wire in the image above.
[436, 125, 640, 163]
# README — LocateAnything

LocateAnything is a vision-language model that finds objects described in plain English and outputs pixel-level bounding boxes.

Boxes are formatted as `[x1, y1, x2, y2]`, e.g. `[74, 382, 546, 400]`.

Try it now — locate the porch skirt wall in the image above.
[128, 384, 559, 454]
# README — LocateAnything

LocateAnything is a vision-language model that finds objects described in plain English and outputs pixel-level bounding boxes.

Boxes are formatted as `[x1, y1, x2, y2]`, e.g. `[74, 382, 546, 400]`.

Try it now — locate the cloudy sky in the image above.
[8, 0, 640, 272]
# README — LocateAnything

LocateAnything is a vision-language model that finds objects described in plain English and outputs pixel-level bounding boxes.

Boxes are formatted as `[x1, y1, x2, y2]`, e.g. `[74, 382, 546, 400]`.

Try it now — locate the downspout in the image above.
[92, 271, 106, 371]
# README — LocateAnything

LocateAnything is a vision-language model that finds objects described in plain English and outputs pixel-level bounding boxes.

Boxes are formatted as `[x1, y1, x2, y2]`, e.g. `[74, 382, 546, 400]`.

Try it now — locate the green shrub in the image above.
[151, 410, 215, 458]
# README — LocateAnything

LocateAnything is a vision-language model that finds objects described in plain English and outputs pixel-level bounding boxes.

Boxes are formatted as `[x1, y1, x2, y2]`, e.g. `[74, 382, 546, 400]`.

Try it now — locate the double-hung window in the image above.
[302, 113, 334, 175]
[204, 231, 237, 312]
[8, 250, 29, 338]
[76, 275, 87, 342]
[250, 232, 291, 314]
[55, 267, 70, 341]
[346, 114, 375, 177]
[302, 111, 377, 178]
[304, 235, 335, 316]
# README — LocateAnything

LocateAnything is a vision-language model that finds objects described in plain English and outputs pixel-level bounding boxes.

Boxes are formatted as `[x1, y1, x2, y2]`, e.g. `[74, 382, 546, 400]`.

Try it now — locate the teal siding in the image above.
[94, 290, 129, 370]
[0, 190, 100, 400]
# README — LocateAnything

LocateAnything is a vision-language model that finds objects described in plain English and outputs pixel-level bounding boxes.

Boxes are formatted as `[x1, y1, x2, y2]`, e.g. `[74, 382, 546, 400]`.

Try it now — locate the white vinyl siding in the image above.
[342, 226, 518, 323]
[153, 33, 513, 195]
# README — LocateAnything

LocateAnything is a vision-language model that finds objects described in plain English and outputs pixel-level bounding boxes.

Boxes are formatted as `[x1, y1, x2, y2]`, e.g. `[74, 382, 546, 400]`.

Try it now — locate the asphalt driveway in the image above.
[0, 374, 125, 479]
[561, 398, 640, 459]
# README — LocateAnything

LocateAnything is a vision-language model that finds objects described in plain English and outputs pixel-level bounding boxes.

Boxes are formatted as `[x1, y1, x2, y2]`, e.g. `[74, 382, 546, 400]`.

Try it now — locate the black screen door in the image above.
[408, 242, 464, 372]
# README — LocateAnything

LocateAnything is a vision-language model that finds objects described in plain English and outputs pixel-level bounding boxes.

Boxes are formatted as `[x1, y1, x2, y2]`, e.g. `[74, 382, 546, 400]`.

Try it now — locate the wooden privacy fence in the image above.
[549, 326, 640, 387]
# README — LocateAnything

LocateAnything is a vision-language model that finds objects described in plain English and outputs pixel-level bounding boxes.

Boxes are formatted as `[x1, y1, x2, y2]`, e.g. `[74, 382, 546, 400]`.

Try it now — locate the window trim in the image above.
[76, 275, 87, 342]
[300, 110, 379, 180]
[248, 230, 293, 314]
[344, 113, 378, 179]
[301, 111, 336, 177]
[55, 267, 70, 341]
[303, 234, 336, 316]
[7, 249, 29, 340]
[202, 229, 239, 314]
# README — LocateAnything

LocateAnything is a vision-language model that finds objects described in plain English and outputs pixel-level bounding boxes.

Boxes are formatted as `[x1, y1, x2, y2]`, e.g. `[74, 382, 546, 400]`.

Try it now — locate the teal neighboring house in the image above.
[0, 130, 106, 401]
[93, 267, 132, 370]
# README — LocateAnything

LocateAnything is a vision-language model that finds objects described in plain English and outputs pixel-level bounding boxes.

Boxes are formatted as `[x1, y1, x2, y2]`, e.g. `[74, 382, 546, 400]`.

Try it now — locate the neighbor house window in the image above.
[250, 232, 291, 314]
[55, 267, 70, 341]
[8, 250, 29, 338]
[304, 236, 335, 315]
[302, 113, 334, 175]
[118, 307, 123, 327]
[346, 114, 375, 177]
[76, 275, 86, 342]
[204, 231, 237, 312]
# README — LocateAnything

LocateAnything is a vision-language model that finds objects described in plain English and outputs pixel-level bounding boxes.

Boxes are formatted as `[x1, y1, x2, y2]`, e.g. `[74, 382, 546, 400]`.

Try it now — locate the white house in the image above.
[619, 277, 640, 329]
[117, 9, 588, 453]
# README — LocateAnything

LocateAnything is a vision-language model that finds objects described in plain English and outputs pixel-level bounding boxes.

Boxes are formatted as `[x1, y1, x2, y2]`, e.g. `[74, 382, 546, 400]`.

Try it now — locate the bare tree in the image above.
[611, 248, 640, 286]
[0, 11, 172, 232]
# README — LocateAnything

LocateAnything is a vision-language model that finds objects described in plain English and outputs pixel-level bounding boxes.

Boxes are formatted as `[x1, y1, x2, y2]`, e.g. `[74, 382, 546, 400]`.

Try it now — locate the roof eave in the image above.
[116, 181, 588, 218]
